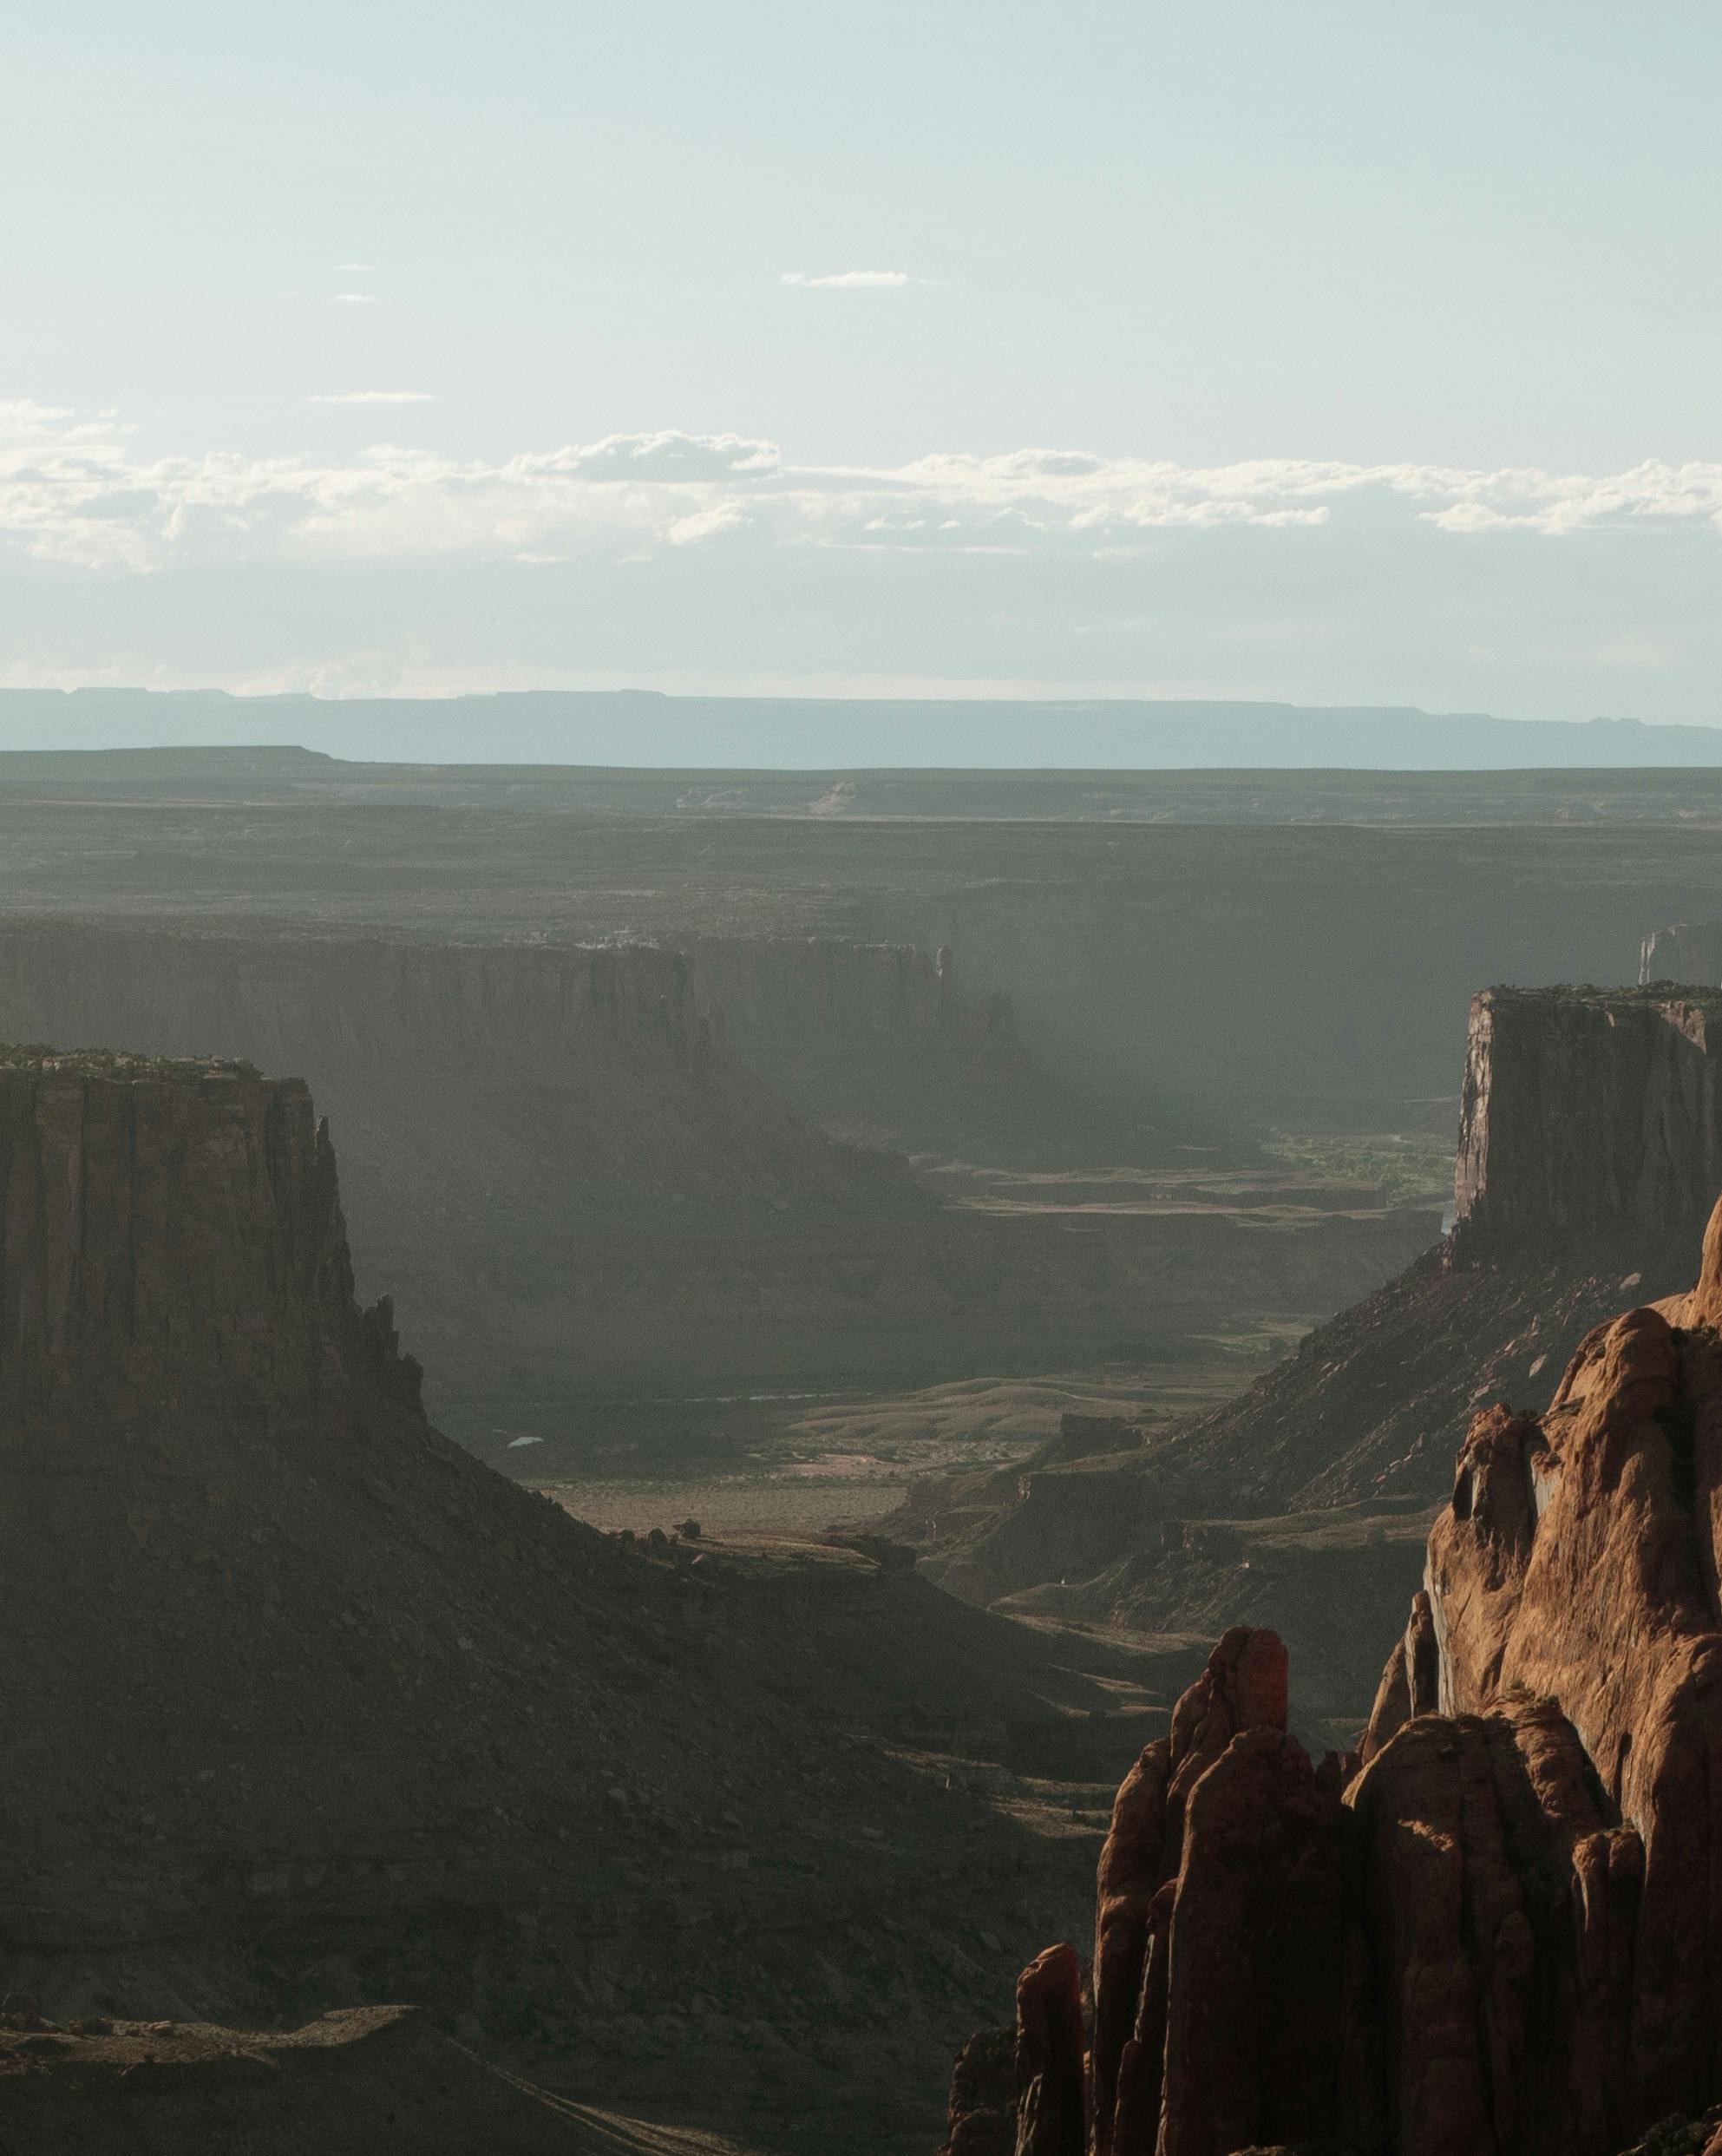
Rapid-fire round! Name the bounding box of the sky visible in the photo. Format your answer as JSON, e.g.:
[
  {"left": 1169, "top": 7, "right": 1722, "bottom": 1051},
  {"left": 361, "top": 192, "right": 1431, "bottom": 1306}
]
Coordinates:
[{"left": 3, "top": 2, "right": 1721, "bottom": 723}]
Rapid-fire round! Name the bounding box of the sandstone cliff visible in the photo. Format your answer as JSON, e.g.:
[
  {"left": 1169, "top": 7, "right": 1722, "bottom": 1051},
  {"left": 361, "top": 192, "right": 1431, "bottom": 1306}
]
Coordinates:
[
  {"left": 0, "top": 1047, "right": 418, "bottom": 1424},
  {"left": 1453, "top": 986, "right": 1722, "bottom": 1259},
  {"left": 0, "top": 1051, "right": 1133, "bottom": 2150},
  {"left": 946, "top": 1196, "right": 1722, "bottom": 2156},
  {"left": 0, "top": 924, "right": 894, "bottom": 1225}
]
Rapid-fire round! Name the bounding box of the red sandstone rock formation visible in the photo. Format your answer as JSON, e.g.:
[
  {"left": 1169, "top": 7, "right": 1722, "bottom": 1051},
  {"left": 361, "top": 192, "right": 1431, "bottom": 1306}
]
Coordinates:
[
  {"left": 953, "top": 1193, "right": 1722, "bottom": 2156},
  {"left": 1015, "top": 1946, "right": 1087, "bottom": 2156},
  {"left": 940, "top": 2028, "right": 1015, "bottom": 2156},
  {"left": 1084, "top": 1628, "right": 1346, "bottom": 2156}
]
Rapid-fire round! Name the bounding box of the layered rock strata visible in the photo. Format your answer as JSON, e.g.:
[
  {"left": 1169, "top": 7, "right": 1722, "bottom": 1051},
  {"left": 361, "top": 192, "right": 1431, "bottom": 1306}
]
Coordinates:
[{"left": 946, "top": 1193, "right": 1722, "bottom": 2156}]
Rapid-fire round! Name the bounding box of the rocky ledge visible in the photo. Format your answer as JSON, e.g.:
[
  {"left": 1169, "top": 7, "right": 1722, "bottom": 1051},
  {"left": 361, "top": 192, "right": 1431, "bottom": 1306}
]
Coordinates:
[{"left": 948, "top": 1191, "right": 1722, "bottom": 2156}]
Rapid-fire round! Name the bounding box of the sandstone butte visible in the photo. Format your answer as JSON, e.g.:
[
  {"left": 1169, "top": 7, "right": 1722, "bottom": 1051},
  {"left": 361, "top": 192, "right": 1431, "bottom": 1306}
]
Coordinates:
[{"left": 946, "top": 1193, "right": 1722, "bottom": 2156}]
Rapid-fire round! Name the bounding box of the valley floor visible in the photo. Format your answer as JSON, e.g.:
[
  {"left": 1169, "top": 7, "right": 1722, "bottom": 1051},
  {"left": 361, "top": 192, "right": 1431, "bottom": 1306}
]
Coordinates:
[{"left": 512, "top": 1341, "right": 1296, "bottom": 1539}]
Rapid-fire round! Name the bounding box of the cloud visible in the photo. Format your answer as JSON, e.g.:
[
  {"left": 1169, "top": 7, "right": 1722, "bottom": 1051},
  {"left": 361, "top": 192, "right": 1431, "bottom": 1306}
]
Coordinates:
[
  {"left": 328, "top": 293, "right": 382, "bottom": 306},
  {"left": 521, "top": 430, "right": 781, "bottom": 482},
  {"left": 309, "top": 391, "right": 436, "bottom": 406},
  {"left": 331, "top": 262, "right": 377, "bottom": 273},
  {"left": 0, "top": 400, "right": 75, "bottom": 441},
  {"left": 4, "top": 401, "right": 1722, "bottom": 577},
  {"left": 781, "top": 269, "right": 921, "bottom": 289}
]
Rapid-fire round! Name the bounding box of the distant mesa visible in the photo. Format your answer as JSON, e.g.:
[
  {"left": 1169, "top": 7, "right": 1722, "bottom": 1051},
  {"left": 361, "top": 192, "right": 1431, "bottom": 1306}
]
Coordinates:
[{"left": 13, "top": 683, "right": 1722, "bottom": 771}]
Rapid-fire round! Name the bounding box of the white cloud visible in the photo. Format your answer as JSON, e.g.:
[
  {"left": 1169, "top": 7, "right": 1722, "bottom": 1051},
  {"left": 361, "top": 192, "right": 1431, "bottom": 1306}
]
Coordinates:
[
  {"left": 4, "top": 401, "right": 1722, "bottom": 576},
  {"left": 309, "top": 391, "right": 436, "bottom": 406},
  {"left": 331, "top": 262, "right": 377, "bottom": 273},
  {"left": 781, "top": 269, "right": 920, "bottom": 289},
  {"left": 328, "top": 293, "right": 382, "bottom": 306},
  {"left": 0, "top": 399, "right": 75, "bottom": 441}
]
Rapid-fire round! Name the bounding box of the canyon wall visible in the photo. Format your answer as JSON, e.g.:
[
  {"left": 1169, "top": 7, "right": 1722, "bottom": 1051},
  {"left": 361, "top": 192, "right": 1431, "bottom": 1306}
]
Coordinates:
[
  {"left": 1452, "top": 986, "right": 1722, "bottom": 1258},
  {"left": 0, "top": 921, "right": 1429, "bottom": 1424},
  {"left": 0, "top": 924, "right": 887, "bottom": 1223},
  {"left": 9, "top": 791, "right": 1722, "bottom": 1130},
  {"left": 680, "top": 935, "right": 1142, "bottom": 1161},
  {"left": 950, "top": 1196, "right": 1722, "bottom": 2155},
  {"left": 0, "top": 1049, "right": 416, "bottom": 1425}
]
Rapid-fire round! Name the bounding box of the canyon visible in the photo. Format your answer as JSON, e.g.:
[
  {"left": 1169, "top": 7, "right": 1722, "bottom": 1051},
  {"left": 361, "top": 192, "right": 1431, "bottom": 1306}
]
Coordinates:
[
  {"left": 894, "top": 987, "right": 1722, "bottom": 1737},
  {"left": 0, "top": 1046, "right": 1198, "bottom": 2153},
  {"left": 0, "top": 921, "right": 1426, "bottom": 1445},
  {"left": 10, "top": 750, "right": 1722, "bottom": 1132},
  {"left": 12, "top": 744, "right": 1722, "bottom": 2152}
]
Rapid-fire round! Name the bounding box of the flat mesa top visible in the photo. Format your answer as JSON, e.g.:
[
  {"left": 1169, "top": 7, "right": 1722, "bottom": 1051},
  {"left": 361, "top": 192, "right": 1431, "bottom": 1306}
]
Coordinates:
[
  {"left": 0, "top": 1045, "right": 263, "bottom": 1083},
  {"left": 1483, "top": 984, "right": 1722, "bottom": 1012}
]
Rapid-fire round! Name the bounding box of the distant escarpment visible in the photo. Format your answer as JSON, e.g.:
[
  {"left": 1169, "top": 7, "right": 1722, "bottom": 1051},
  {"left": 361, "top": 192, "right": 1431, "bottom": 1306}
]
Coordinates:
[
  {"left": 896, "top": 988, "right": 1722, "bottom": 1727},
  {"left": 0, "top": 921, "right": 1426, "bottom": 1425},
  {"left": 678, "top": 935, "right": 1157, "bottom": 1163},
  {"left": 945, "top": 1200, "right": 1722, "bottom": 2156}
]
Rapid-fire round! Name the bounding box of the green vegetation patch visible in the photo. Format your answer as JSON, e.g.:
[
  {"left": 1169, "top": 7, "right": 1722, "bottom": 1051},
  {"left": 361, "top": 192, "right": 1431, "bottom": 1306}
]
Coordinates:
[
  {"left": 1262, "top": 1130, "right": 1455, "bottom": 1209},
  {"left": 0, "top": 1044, "right": 259, "bottom": 1082}
]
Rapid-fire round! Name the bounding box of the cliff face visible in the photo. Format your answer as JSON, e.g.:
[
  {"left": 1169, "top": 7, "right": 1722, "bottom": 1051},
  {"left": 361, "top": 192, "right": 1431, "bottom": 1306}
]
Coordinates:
[
  {"left": 0, "top": 922, "right": 1424, "bottom": 1417},
  {"left": 1453, "top": 986, "right": 1722, "bottom": 1259},
  {"left": 0, "top": 1049, "right": 417, "bottom": 1424},
  {"left": 679, "top": 936, "right": 1143, "bottom": 1162},
  {"left": 946, "top": 1198, "right": 1722, "bottom": 2156},
  {"left": 0, "top": 926, "right": 883, "bottom": 1223},
  {"left": 0, "top": 923, "right": 945, "bottom": 1411}
]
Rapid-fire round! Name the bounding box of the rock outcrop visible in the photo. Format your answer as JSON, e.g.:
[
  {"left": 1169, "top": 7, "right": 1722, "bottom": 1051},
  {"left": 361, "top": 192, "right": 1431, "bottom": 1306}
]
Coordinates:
[
  {"left": 945, "top": 1194, "right": 1722, "bottom": 2156},
  {"left": 0, "top": 1048, "right": 419, "bottom": 1423}
]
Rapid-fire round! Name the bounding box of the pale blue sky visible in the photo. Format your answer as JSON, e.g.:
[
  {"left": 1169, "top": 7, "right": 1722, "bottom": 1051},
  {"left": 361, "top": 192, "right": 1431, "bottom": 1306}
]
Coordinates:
[{"left": 3, "top": 2, "right": 1720, "bottom": 721}]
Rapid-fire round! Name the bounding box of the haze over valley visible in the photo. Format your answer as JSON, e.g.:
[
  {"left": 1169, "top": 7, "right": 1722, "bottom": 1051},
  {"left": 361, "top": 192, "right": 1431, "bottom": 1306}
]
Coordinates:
[{"left": 8, "top": 3, "right": 1722, "bottom": 2151}]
